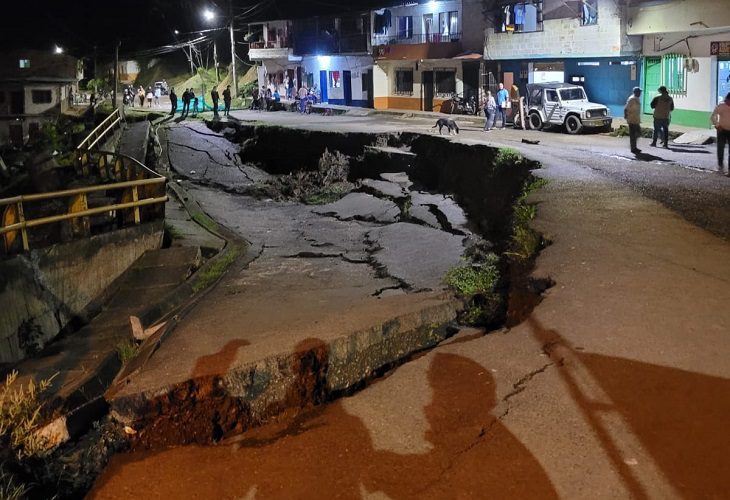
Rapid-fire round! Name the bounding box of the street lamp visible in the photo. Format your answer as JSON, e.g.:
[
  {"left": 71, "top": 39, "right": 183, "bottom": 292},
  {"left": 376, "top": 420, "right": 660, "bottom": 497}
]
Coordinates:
[
  {"left": 54, "top": 45, "right": 64, "bottom": 54},
  {"left": 203, "top": 9, "right": 215, "bottom": 21},
  {"left": 202, "top": 6, "right": 237, "bottom": 95}
]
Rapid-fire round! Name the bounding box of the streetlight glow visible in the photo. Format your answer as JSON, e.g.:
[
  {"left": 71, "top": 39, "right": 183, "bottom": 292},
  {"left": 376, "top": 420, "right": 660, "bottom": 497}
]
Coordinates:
[
  {"left": 203, "top": 9, "right": 215, "bottom": 21},
  {"left": 174, "top": 29, "right": 179, "bottom": 35},
  {"left": 54, "top": 45, "right": 64, "bottom": 54}
]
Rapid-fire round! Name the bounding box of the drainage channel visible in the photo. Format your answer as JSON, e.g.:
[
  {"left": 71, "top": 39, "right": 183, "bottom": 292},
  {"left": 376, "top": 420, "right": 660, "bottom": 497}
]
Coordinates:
[{"left": 12, "top": 120, "right": 549, "bottom": 499}]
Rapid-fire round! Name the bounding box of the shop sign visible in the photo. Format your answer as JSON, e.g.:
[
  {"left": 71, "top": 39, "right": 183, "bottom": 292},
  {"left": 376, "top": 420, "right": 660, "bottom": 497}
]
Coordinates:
[{"left": 710, "top": 41, "right": 730, "bottom": 56}]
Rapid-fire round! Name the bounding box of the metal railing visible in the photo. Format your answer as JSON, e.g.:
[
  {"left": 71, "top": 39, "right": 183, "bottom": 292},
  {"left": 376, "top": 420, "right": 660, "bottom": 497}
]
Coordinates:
[
  {"left": 1, "top": 150, "right": 167, "bottom": 254},
  {"left": 372, "top": 32, "right": 462, "bottom": 46},
  {"left": 76, "top": 108, "right": 124, "bottom": 172}
]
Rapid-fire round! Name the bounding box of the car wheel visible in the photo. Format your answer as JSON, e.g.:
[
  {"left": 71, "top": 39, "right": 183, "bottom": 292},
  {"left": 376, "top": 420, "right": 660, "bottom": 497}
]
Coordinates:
[
  {"left": 565, "top": 115, "right": 583, "bottom": 135},
  {"left": 528, "top": 112, "right": 543, "bottom": 130}
]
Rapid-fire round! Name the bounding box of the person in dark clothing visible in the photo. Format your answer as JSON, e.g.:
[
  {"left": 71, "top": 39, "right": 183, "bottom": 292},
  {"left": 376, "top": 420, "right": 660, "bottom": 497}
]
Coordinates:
[
  {"left": 223, "top": 85, "right": 232, "bottom": 116},
  {"left": 188, "top": 90, "right": 196, "bottom": 116},
  {"left": 181, "top": 88, "right": 190, "bottom": 117},
  {"left": 169, "top": 88, "right": 178, "bottom": 115},
  {"left": 250, "top": 87, "right": 260, "bottom": 110},
  {"left": 211, "top": 88, "right": 220, "bottom": 118}
]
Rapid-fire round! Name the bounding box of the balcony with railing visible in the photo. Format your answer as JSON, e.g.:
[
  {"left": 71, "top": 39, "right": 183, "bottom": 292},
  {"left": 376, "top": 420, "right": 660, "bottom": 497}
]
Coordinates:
[
  {"left": 372, "top": 32, "right": 463, "bottom": 60},
  {"left": 293, "top": 32, "right": 369, "bottom": 55},
  {"left": 247, "top": 21, "right": 294, "bottom": 60}
]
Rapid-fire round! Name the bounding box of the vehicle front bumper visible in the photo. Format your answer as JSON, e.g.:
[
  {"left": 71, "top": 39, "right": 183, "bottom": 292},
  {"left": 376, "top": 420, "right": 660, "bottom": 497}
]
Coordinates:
[{"left": 583, "top": 117, "right": 612, "bottom": 128}]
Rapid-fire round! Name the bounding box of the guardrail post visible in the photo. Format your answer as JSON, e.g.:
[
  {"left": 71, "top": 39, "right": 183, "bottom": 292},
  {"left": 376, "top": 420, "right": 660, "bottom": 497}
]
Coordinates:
[
  {"left": 131, "top": 186, "right": 140, "bottom": 224},
  {"left": 68, "top": 193, "right": 90, "bottom": 237},
  {"left": 17, "top": 201, "right": 29, "bottom": 251}
]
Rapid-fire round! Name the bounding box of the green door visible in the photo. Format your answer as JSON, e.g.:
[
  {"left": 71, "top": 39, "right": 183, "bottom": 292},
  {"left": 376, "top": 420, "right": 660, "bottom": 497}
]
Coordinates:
[{"left": 643, "top": 57, "right": 661, "bottom": 115}]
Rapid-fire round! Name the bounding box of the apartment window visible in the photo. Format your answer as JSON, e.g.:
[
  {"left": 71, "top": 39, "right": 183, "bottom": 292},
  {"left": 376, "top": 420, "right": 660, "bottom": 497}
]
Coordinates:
[
  {"left": 398, "top": 16, "right": 413, "bottom": 39},
  {"left": 580, "top": 0, "right": 598, "bottom": 26},
  {"left": 438, "top": 12, "right": 458, "bottom": 37},
  {"left": 395, "top": 69, "right": 414, "bottom": 94},
  {"left": 330, "top": 70, "right": 341, "bottom": 88},
  {"left": 19, "top": 59, "right": 30, "bottom": 68},
  {"left": 497, "top": 2, "right": 543, "bottom": 33},
  {"left": 434, "top": 69, "right": 456, "bottom": 95},
  {"left": 32, "top": 90, "right": 53, "bottom": 104}
]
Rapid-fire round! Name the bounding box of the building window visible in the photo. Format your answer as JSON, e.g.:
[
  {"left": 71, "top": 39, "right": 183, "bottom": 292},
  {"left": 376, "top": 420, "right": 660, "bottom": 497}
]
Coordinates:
[
  {"left": 32, "top": 90, "right": 53, "bottom": 104},
  {"left": 661, "top": 53, "right": 686, "bottom": 94},
  {"left": 434, "top": 69, "right": 456, "bottom": 95},
  {"left": 580, "top": 0, "right": 598, "bottom": 26},
  {"left": 497, "top": 2, "right": 543, "bottom": 33},
  {"left": 397, "top": 16, "right": 413, "bottom": 39},
  {"left": 19, "top": 59, "right": 30, "bottom": 68},
  {"left": 330, "top": 71, "right": 341, "bottom": 88},
  {"left": 438, "top": 12, "right": 458, "bottom": 37},
  {"left": 395, "top": 69, "right": 414, "bottom": 94}
]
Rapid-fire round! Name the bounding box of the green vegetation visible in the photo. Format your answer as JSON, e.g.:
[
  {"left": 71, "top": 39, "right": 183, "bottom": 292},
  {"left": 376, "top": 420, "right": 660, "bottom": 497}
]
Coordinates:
[
  {"left": 494, "top": 147, "right": 524, "bottom": 168},
  {"left": 191, "top": 210, "right": 221, "bottom": 235},
  {"left": 507, "top": 175, "right": 548, "bottom": 261},
  {"left": 164, "top": 222, "right": 185, "bottom": 241},
  {"left": 116, "top": 340, "right": 139, "bottom": 364},
  {"left": 192, "top": 244, "right": 243, "bottom": 293},
  {"left": 445, "top": 254, "right": 502, "bottom": 326},
  {"left": 0, "top": 466, "right": 28, "bottom": 500}
]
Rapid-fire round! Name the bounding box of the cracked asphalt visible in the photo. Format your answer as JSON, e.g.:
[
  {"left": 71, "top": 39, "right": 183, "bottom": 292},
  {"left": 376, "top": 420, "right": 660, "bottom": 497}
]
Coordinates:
[{"left": 92, "top": 111, "right": 730, "bottom": 499}]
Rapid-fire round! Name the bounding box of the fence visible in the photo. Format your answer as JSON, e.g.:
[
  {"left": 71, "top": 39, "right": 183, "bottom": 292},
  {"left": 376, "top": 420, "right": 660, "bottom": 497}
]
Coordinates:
[
  {"left": 1, "top": 150, "right": 166, "bottom": 254},
  {"left": 76, "top": 108, "right": 124, "bottom": 173}
]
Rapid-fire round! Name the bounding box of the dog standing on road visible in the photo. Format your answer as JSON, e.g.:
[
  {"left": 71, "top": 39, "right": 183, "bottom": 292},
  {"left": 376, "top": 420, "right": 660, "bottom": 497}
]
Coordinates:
[{"left": 432, "top": 118, "right": 460, "bottom": 135}]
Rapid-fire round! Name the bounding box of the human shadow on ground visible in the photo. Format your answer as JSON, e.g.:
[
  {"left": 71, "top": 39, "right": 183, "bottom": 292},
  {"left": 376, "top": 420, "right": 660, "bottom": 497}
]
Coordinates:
[
  {"left": 527, "top": 316, "right": 730, "bottom": 499},
  {"left": 91, "top": 347, "right": 558, "bottom": 499}
]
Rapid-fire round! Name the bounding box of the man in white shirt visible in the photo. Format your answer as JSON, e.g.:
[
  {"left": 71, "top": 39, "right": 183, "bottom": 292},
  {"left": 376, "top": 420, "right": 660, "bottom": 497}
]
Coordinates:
[
  {"left": 711, "top": 92, "right": 730, "bottom": 174},
  {"left": 624, "top": 87, "right": 642, "bottom": 154}
]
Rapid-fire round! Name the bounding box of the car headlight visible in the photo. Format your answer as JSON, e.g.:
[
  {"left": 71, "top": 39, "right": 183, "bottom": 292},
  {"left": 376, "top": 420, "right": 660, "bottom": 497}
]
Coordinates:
[{"left": 588, "top": 109, "right": 607, "bottom": 118}]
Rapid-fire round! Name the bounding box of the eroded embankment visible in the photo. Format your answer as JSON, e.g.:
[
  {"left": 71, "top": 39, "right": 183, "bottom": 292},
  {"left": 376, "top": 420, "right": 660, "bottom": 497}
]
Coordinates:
[{"left": 114, "top": 122, "right": 544, "bottom": 451}]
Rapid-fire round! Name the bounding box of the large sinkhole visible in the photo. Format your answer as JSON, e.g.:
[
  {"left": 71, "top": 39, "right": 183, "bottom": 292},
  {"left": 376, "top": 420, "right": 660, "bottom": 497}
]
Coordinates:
[{"left": 131, "top": 120, "right": 547, "bottom": 448}]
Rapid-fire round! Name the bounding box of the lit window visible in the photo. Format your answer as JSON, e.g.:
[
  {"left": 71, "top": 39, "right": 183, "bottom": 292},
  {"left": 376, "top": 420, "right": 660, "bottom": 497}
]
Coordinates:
[
  {"left": 398, "top": 16, "right": 413, "bottom": 39},
  {"left": 330, "top": 71, "right": 341, "bottom": 88},
  {"left": 19, "top": 59, "right": 30, "bottom": 68}
]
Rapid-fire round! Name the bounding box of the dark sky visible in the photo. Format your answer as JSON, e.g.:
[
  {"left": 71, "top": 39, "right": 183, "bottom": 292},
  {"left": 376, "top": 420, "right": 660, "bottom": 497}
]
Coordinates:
[{"left": 1, "top": 0, "right": 396, "bottom": 60}]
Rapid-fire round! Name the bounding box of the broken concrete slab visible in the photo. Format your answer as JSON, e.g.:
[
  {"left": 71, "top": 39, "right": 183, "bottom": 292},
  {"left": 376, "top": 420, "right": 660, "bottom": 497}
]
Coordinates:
[
  {"left": 313, "top": 192, "right": 401, "bottom": 224},
  {"left": 411, "top": 192, "right": 470, "bottom": 233},
  {"left": 409, "top": 204, "right": 441, "bottom": 228},
  {"left": 380, "top": 172, "right": 413, "bottom": 189},
  {"left": 360, "top": 178, "right": 409, "bottom": 199},
  {"left": 367, "top": 222, "right": 466, "bottom": 291},
  {"left": 673, "top": 129, "right": 715, "bottom": 145}
]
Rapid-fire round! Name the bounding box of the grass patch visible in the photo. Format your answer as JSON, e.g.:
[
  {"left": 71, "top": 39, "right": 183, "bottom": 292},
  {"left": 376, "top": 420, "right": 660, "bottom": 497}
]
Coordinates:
[
  {"left": 507, "top": 174, "right": 548, "bottom": 262},
  {"left": 191, "top": 211, "right": 220, "bottom": 235},
  {"left": 116, "top": 341, "right": 139, "bottom": 364},
  {"left": 192, "top": 244, "right": 243, "bottom": 293},
  {"left": 494, "top": 147, "right": 525, "bottom": 168},
  {"left": 445, "top": 254, "right": 502, "bottom": 326}
]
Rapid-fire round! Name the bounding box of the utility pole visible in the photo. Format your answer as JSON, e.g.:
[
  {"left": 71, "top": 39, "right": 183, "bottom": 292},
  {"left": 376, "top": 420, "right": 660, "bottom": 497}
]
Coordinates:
[
  {"left": 213, "top": 41, "right": 220, "bottom": 83},
  {"left": 113, "top": 41, "right": 120, "bottom": 111},
  {"left": 229, "top": 0, "right": 238, "bottom": 96},
  {"left": 189, "top": 42, "right": 195, "bottom": 76}
]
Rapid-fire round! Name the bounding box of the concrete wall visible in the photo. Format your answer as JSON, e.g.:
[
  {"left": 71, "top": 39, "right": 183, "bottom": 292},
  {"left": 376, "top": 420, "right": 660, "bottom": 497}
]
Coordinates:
[
  {"left": 301, "top": 55, "right": 373, "bottom": 106},
  {"left": 627, "top": 0, "right": 730, "bottom": 34},
  {"left": 0, "top": 221, "right": 163, "bottom": 363},
  {"left": 641, "top": 33, "right": 725, "bottom": 126},
  {"left": 485, "top": 0, "right": 627, "bottom": 59}
]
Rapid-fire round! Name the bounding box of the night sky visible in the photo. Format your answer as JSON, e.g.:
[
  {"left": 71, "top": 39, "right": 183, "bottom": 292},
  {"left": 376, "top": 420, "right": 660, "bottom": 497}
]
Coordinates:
[{"left": 1, "top": 0, "right": 395, "bottom": 59}]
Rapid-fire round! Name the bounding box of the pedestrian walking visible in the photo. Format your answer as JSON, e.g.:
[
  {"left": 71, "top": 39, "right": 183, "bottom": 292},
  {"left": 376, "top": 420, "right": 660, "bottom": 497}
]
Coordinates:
[
  {"left": 711, "top": 92, "right": 730, "bottom": 175},
  {"left": 250, "top": 87, "right": 260, "bottom": 110},
  {"left": 192, "top": 96, "right": 199, "bottom": 116},
  {"left": 483, "top": 90, "right": 497, "bottom": 131},
  {"left": 211, "top": 88, "right": 220, "bottom": 118},
  {"left": 146, "top": 87, "right": 153, "bottom": 108},
  {"left": 624, "top": 87, "right": 642, "bottom": 154},
  {"left": 138, "top": 86, "right": 145, "bottom": 107},
  {"left": 169, "top": 88, "right": 177, "bottom": 115},
  {"left": 223, "top": 85, "right": 232, "bottom": 116},
  {"left": 510, "top": 83, "right": 521, "bottom": 127},
  {"left": 650, "top": 86, "right": 674, "bottom": 148},
  {"left": 189, "top": 89, "right": 197, "bottom": 115},
  {"left": 496, "top": 83, "right": 509, "bottom": 129},
  {"left": 154, "top": 86, "right": 161, "bottom": 107},
  {"left": 287, "top": 76, "right": 294, "bottom": 100}
]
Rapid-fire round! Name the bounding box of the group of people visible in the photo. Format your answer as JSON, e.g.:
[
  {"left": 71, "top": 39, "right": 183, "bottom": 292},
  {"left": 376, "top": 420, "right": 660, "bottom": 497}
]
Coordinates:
[
  {"left": 168, "top": 85, "right": 233, "bottom": 118},
  {"left": 623, "top": 86, "right": 730, "bottom": 174},
  {"left": 123, "top": 86, "right": 162, "bottom": 108},
  {"left": 482, "top": 82, "right": 516, "bottom": 131},
  {"left": 249, "top": 86, "right": 281, "bottom": 111}
]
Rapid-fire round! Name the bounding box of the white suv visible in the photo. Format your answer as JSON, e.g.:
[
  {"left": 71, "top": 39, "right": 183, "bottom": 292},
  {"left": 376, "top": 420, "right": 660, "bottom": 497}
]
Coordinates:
[{"left": 518, "top": 82, "right": 612, "bottom": 134}]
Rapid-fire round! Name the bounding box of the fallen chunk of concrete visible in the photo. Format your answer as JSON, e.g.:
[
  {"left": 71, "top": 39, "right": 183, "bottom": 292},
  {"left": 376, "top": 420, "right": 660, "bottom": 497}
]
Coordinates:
[
  {"left": 360, "top": 178, "right": 409, "bottom": 199},
  {"left": 313, "top": 192, "right": 401, "bottom": 223},
  {"left": 673, "top": 130, "right": 715, "bottom": 145}
]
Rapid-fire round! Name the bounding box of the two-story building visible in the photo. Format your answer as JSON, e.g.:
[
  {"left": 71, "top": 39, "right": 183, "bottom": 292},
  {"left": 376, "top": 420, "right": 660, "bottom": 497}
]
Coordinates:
[
  {"left": 0, "top": 49, "right": 82, "bottom": 146},
  {"left": 627, "top": 0, "right": 730, "bottom": 127},
  {"left": 247, "top": 20, "right": 297, "bottom": 95},
  {"left": 483, "top": 0, "right": 642, "bottom": 117},
  {"left": 370, "top": 0, "right": 485, "bottom": 111}
]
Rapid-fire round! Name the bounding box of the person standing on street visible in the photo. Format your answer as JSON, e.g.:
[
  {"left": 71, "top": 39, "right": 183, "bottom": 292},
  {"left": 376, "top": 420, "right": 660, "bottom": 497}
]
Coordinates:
[
  {"left": 211, "top": 88, "right": 220, "bottom": 118},
  {"left": 496, "top": 83, "right": 509, "bottom": 129},
  {"left": 711, "top": 92, "right": 730, "bottom": 175},
  {"left": 223, "top": 85, "right": 232, "bottom": 116},
  {"left": 154, "top": 86, "right": 161, "bottom": 107},
  {"left": 169, "top": 87, "right": 177, "bottom": 115},
  {"left": 624, "top": 87, "right": 642, "bottom": 154},
  {"left": 483, "top": 91, "right": 496, "bottom": 132},
  {"left": 650, "top": 86, "right": 674, "bottom": 148}
]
